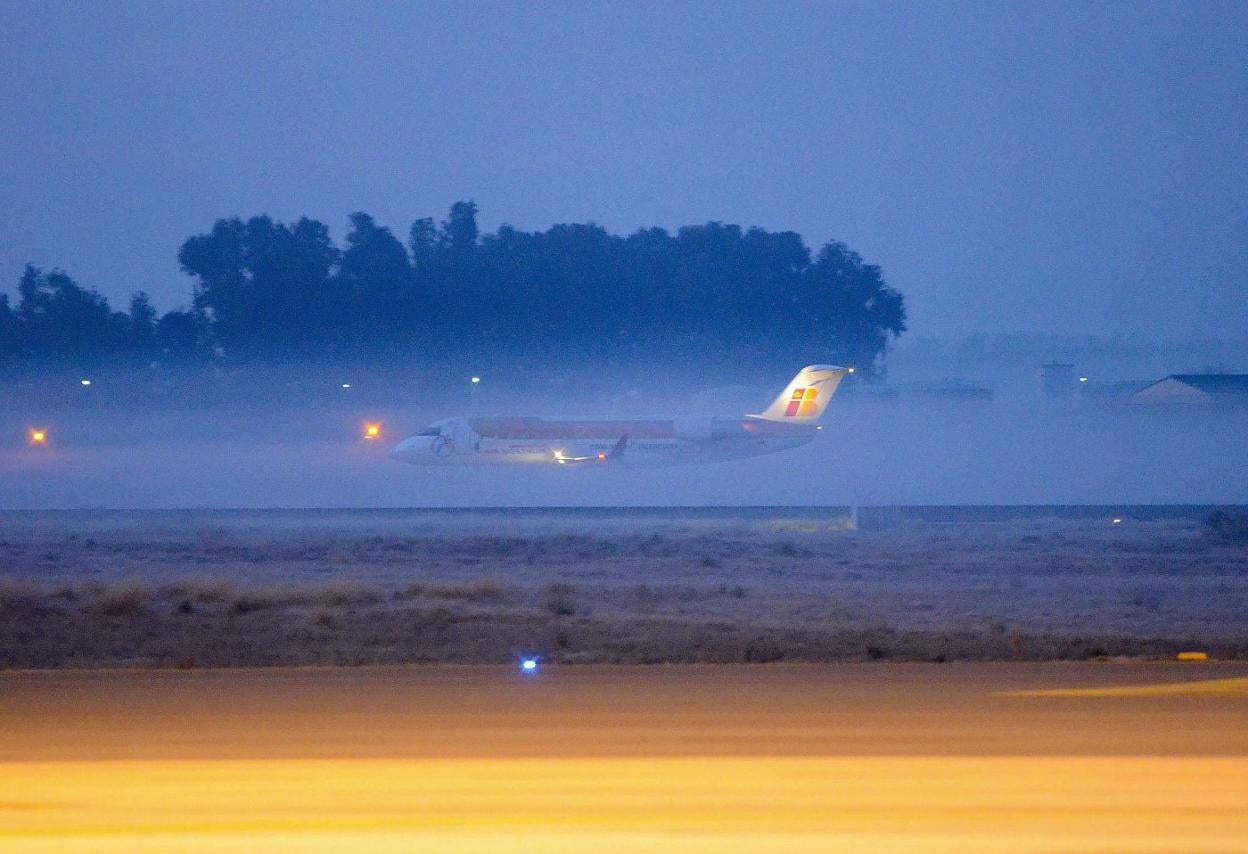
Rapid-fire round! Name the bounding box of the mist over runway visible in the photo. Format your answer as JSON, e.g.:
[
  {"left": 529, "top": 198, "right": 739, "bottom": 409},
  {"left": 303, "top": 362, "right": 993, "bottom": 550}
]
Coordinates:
[{"left": 3, "top": 387, "right": 1246, "bottom": 508}]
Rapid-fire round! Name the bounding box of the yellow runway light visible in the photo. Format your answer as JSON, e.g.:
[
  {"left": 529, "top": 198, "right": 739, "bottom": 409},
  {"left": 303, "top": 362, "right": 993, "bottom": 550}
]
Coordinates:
[
  {"left": 364, "top": 423, "right": 381, "bottom": 440},
  {"left": 1177, "top": 651, "right": 1209, "bottom": 662},
  {"left": 29, "top": 428, "right": 48, "bottom": 445}
]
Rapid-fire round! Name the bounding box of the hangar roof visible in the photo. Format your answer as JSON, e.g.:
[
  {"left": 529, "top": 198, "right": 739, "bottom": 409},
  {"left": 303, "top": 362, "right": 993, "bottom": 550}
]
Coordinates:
[
  {"left": 1167, "top": 374, "right": 1248, "bottom": 394},
  {"left": 1133, "top": 373, "right": 1248, "bottom": 402}
]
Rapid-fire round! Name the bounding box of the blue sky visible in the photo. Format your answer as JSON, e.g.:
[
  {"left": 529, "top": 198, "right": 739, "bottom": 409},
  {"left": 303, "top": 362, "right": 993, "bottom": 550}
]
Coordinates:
[{"left": 1, "top": 0, "right": 1245, "bottom": 339}]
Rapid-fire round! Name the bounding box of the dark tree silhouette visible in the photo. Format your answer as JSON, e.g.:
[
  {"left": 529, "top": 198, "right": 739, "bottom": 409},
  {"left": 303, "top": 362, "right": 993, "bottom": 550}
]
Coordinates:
[
  {"left": 0, "top": 294, "right": 16, "bottom": 361},
  {"left": 442, "top": 201, "right": 479, "bottom": 256},
  {"left": 127, "top": 291, "right": 157, "bottom": 353},
  {"left": 332, "top": 212, "right": 416, "bottom": 346},
  {"left": 5, "top": 202, "right": 906, "bottom": 375},
  {"left": 408, "top": 217, "right": 438, "bottom": 277},
  {"left": 154, "top": 310, "right": 202, "bottom": 359},
  {"left": 13, "top": 265, "right": 130, "bottom": 361},
  {"left": 178, "top": 215, "right": 339, "bottom": 355}
]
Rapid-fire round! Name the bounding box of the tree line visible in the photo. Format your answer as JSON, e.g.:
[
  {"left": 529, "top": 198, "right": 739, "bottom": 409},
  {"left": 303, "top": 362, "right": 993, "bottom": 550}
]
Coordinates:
[{"left": 0, "top": 202, "right": 906, "bottom": 375}]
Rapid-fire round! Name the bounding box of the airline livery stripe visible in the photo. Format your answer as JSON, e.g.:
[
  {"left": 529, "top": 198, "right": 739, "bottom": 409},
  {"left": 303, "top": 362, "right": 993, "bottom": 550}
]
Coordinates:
[{"left": 471, "top": 418, "right": 676, "bottom": 440}]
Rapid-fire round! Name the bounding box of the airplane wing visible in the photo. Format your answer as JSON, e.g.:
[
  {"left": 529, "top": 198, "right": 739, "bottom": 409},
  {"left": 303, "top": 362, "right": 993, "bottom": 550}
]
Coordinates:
[{"left": 552, "top": 434, "right": 629, "bottom": 465}]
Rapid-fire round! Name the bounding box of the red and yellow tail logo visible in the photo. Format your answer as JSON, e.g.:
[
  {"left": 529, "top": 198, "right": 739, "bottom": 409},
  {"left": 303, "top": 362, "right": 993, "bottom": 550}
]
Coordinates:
[{"left": 784, "top": 387, "right": 819, "bottom": 417}]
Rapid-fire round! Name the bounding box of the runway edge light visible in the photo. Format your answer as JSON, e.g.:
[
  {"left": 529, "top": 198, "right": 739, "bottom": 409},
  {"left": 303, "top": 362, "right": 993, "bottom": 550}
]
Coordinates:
[{"left": 520, "top": 656, "right": 539, "bottom": 674}]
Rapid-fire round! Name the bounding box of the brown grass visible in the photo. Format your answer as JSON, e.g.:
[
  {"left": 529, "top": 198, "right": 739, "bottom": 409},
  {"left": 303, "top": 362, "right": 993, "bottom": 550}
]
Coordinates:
[
  {"left": 0, "top": 584, "right": 1241, "bottom": 669},
  {"left": 160, "top": 577, "right": 238, "bottom": 603},
  {"left": 0, "top": 513, "right": 1245, "bottom": 668},
  {"left": 397, "top": 580, "right": 509, "bottom": 603},
  {"left": 0, "top": 580, "right": 42, "bottom": 610},
  {"left": 86, "top": 582, "right": 153, "bottom": 618},
  {"left": 231, "top": 582, "right": 382, "bottom": 613},
  {"left": 543, "top": 583, "right": 577, "bottom": 617}
]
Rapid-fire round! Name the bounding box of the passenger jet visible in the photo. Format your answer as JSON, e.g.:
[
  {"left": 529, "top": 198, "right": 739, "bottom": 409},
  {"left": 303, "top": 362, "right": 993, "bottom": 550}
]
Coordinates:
[{"left": 389, "top": 365, "right": 846, "bottom": 468}]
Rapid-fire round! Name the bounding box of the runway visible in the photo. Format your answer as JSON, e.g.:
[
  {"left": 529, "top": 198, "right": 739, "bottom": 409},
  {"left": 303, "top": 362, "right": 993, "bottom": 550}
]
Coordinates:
[{"left": 2, "top": 664, "right": 1246, "bottom": 851}]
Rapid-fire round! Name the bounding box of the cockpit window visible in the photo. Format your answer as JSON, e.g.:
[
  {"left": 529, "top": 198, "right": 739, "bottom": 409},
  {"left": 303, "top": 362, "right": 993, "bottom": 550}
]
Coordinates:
[{"left": 417, "top": 427, "right": 441, "bottom": 436}]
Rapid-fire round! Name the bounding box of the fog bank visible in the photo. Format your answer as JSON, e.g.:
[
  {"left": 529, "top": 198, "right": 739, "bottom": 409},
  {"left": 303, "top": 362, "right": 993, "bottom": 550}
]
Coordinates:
[{"left": 3, "top": 374, "right": 1244, "bottom": 509}]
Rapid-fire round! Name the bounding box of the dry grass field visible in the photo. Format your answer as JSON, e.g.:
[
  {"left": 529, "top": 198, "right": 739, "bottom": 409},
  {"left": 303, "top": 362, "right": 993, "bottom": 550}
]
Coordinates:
[{"left": 1, "top": 508, "right": 1244, "bottom": 667}]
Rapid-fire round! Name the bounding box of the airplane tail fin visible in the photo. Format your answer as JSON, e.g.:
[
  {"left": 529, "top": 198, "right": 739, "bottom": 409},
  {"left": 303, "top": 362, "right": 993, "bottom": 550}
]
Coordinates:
[{"left": 750, "top": 365, "right": 848, "bottom": 423}]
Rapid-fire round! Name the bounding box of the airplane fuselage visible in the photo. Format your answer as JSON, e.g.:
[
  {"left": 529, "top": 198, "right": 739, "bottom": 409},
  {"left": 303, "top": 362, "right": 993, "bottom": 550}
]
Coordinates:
[{"left": 389, "top": 415, "right": 817, "bottom": 467}]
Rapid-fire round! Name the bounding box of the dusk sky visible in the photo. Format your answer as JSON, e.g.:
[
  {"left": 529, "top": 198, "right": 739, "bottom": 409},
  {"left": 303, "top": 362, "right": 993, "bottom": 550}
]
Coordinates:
[{"left": 2, "top": 0, "right": 1245, "bottom": 340}]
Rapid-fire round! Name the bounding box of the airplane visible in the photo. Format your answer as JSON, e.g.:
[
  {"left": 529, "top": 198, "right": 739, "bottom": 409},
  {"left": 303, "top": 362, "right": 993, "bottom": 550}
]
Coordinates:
[{"left": 388, "top": 365, "right": 847, "bottom": 468}]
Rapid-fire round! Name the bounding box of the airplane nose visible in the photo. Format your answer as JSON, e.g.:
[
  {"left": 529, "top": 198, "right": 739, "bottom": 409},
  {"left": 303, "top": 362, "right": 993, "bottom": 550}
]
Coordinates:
[{"left": 388, "top": 436, "right": 432, "bottom": 463}]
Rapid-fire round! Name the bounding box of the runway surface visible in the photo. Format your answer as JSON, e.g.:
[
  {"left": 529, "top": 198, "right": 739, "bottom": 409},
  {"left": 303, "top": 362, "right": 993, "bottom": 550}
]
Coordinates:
[{"left": 2, "top": 663, "right": 1247, "bottom": 851}]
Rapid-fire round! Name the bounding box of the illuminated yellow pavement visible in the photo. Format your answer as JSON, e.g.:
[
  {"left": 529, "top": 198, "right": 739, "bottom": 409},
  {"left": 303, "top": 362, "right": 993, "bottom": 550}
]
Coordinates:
[
  {"left": 4, "top": 756, "right": 1248, "bottom": 852},
  {"left": 2, "top": 664, "right": 1247, "bottom": 852},
  {"left": 1003, "top": 675, "right": 1248, "bottom": 698}
]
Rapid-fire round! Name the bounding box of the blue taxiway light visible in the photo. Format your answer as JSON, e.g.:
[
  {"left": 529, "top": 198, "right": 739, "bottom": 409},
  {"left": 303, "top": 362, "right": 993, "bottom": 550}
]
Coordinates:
[{"left": 520, "top": 657, "right": 539, "bottom": 674}]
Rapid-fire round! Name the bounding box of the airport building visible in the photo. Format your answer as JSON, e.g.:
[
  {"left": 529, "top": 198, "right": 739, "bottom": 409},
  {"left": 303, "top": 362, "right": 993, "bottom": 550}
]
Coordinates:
[
  {"left": 1040, "top": 362, "right": 1075, "bottom": 399},
  {"left": 1131, "top": 373, "right": 1248, "bottom": 405}
]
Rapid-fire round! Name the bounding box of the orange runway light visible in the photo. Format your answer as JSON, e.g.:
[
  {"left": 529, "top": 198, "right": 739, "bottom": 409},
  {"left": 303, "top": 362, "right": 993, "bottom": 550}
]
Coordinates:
[
  {"left": 29, "top": 428, "right": 48, "bottom": 445},
  {"left": 596, "top": 452, "right": 607, "bottom": 460},
  {"left": 363, "top": 423, "right": 382, "bottom": 440}
]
